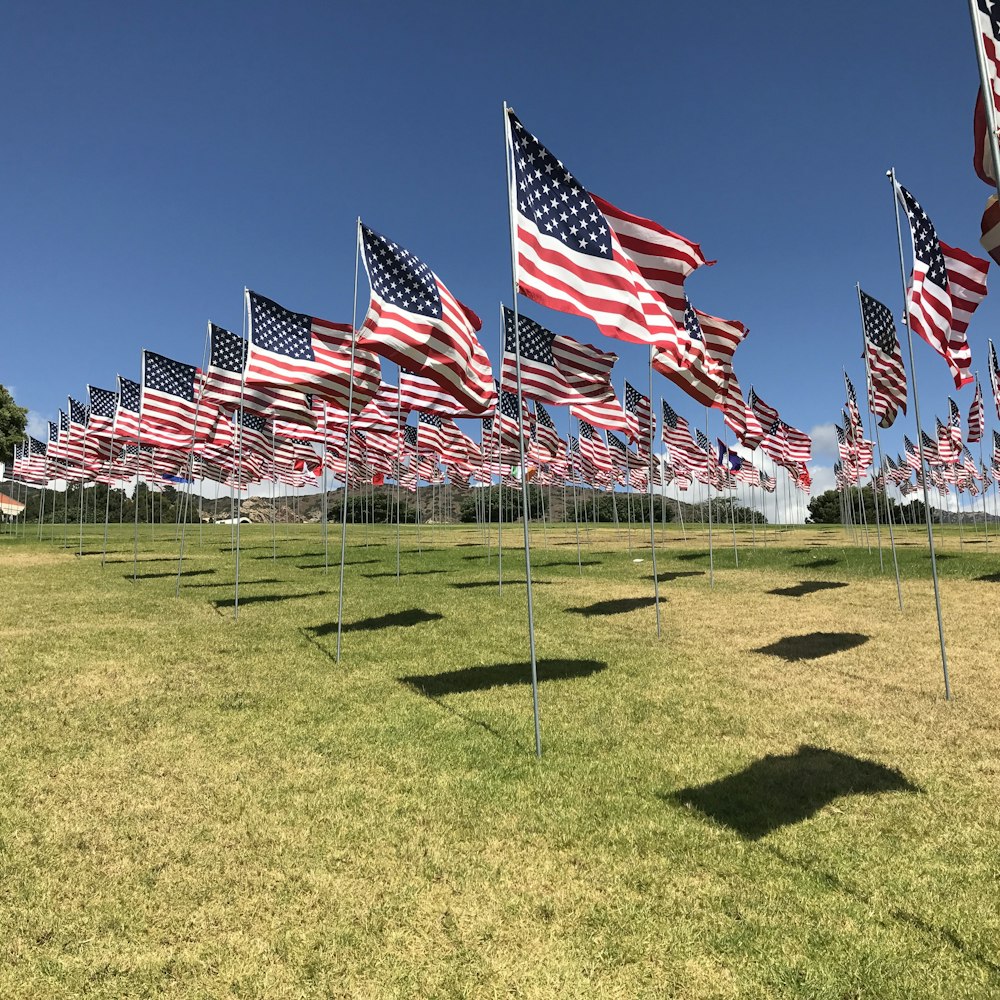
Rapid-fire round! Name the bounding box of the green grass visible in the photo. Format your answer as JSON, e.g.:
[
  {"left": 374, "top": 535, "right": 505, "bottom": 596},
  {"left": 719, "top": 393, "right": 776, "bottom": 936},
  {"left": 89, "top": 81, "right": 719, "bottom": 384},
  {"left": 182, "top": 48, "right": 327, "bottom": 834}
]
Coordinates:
[{"left": 1, "top": 520, "right": 998, "bottom": 998}]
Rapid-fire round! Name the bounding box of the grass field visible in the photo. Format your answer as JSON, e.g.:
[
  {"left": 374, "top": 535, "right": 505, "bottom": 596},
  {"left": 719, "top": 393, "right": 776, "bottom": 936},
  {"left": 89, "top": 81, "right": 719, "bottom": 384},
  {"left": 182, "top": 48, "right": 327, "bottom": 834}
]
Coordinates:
[{"left": 1, "top": 519, "right": 998, "bottom": 998}]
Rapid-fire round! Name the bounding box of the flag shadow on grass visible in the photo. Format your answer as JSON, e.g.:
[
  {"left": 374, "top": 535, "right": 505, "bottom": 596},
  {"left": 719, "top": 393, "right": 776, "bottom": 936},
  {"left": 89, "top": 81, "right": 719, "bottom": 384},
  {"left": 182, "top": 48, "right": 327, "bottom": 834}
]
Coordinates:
[
  {"left": 975, "top": 572, "right": 1000, "bottom": 583},
  {"left": 212, "top": 591, "right": 328, "bottom": 609},
  {"left": 566, "top": 596, "right": 658, "bottom": 616},
  {"left": 664, "top": 744, "right": 919, "bottom": 840},
  {"left": 793, "top": 557, "right": 841, "bottom": 569},
  {"left": 311, "top": 609, "right": 444, "bottom": 634},
  {"left": 450, "top": 580, "right": 554, "bottom": 590},
  {"left": 296, "top": 559, "right": 382, "bottom": 570},
  {"left": 126, "top": 568, "right": 216, "bottom": 580},
  {"left": 401, "top": 658, "right": 607, "bottom": 697},
  {"left": 674, "top": 552, "right": 707, "bottom": 562},
  {"left": 754, "top": 632, "right": 869, "bottom": 660},
  {"left": 767, "top": 580, "right": 849, "bottom": 598},
  {"left": 652, "top": 570, "right": 705, "bottom": 582},
  {"left": 182, "top": 578, "right": 283, "bottom": 588},
  {"left": 362, "top": 569, "right": 447, "bottom": 578}
]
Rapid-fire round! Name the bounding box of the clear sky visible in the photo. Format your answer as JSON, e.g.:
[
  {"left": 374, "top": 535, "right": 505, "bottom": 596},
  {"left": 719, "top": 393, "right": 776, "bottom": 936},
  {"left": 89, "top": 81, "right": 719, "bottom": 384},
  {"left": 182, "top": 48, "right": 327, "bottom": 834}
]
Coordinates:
[{"left": 2, "top": 1, "right": 995, "bottom": 513}]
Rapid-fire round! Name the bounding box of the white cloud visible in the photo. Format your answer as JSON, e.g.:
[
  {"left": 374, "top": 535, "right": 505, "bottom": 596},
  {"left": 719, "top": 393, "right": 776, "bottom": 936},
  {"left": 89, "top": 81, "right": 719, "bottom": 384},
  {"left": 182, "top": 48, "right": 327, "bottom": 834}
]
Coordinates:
[
  {"left": 809, "top": 422, "right": 839, "bottom": 461},
  {"left": 26, "top": 410, "right": 50, "bottom": 439}
]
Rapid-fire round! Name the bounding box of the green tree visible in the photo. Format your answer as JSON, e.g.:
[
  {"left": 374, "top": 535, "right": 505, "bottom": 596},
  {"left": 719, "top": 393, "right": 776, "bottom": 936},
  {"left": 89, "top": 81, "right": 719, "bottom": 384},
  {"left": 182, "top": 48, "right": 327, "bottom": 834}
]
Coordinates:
[{"left": 0, "top": 384, "right": 28, "bottom": 466}]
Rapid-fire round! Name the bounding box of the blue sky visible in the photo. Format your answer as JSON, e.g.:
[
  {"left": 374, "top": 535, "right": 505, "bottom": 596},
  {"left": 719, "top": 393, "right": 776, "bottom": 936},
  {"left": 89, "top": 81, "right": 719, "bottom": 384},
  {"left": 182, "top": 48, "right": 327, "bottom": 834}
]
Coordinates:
[{"left": 2, "top": 1, "right": 996, "bottom": 509}]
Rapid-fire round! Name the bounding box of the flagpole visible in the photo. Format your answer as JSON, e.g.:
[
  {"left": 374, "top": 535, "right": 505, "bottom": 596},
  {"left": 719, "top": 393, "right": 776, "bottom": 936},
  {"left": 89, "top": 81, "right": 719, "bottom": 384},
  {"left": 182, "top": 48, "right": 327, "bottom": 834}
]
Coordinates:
[
  {"left": 646, "top": 351, "right": 662, "bottom": 636},
  {"left": 504, "top": 103, "right": 542, "bottom": 758},
  {"left": 889, "top": 168, "right": 950, "bottom": 699},
  {"left": 703, "top": 410, "right": 715, "bottom": 585},
  {"left": 396, "top": 377, "right": 403, "bottom": 580},
  {"left": 234, "top": 293, "right": 251, "bottom": 621},
  {"left": 100, "top": 428, "right": 118, "bottom": 568},
  {"left": 856, "top": 285, "right": 903, "bottom": 610},
  {"left": 974, "top": 374, "right": 991, "bottom": 546},
  {"left": 335, "top": 218, "right": 363, "bottom": 664},
  {"left": 175, "top": 327, "right": 211, "bottom": 595}
]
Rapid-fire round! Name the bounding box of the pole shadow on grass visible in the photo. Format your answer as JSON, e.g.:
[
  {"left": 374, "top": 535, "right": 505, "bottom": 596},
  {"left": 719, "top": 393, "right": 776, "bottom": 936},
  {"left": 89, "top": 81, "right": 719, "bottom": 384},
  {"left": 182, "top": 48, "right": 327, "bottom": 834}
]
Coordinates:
[
  {"left": 401, "top": 658, "right": 607, "bottom": 697},
  {"left": 761, "top": 843, "right": 1000, "bottom": 979},
  {"left": 566, "top": 596, "right": 658, "bottom": 616},
  {"left": 754, "top": 632, "right": 869, "bottom": 660},
  {"left": 663, "top": 744, "right": 919, "bottom": 840},
  {"left": 212, "top": 591, "right": 328, "bottom": 609},
  {"left": 767, "top": 581, "right": 849, "bottom": 598},
  {"left": 311, "top": 609, "right": 444, "bottom": 634},
  {"left": 126, "top": 568, "right": 216, "bottom": 580}
]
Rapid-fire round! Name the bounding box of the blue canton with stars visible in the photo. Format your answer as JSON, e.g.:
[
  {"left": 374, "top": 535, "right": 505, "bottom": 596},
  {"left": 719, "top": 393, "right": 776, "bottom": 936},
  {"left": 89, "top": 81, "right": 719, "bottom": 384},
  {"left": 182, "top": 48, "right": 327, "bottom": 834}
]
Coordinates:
[
  {"left": 536, "top": 401, "right": 555, "bottom": 429},
  {"left": 361, "top": 224, "right": 442, "bottom": 319},
  {"left": 897, "top": 185, "right": 948, "bottom": 292},
  {"left": 507, "top": 110, "right": 611, "bottom": 260},
  {"left": 118, "top": 376, "right": 140, "bottom": 412},
  {"left": 502, "top": 306, "right": 555, "bottom": 365},
  {"left": 144, "top": 351, "right": 195, "bottom": 402},
  {"left": 69, "top": 397, "right": 90, "bottom": 427},
  {"left": 211, "top": 323, "right": 247, "bottom": 372},
  {"left": 860, "top": 290, "right": 898, "bottom": 353},
  {"left": 661, "top": 400, "right": 681, "bottom": 428},
  {"left": 682, "top": 298, "right": 705, "bottom": 342},
  {"left": 248, "top": 291, "right": 315, "bottom": 362},
  {"left": 88, "top": 386, "right": 118, "bottom": 418},
  {"left": 48, "top": 420, "right": 58, "bottom": 444},
  {"left": 418, "top": 411, "right": 443, "bottom": 428}
]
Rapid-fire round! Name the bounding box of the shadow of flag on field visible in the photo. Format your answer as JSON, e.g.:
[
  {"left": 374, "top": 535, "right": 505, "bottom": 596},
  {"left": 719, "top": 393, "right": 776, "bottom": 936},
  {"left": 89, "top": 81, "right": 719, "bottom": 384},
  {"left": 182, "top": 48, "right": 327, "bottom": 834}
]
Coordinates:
[
  {"left": 766, "top": 581, "right": 849, "bottom": 598},
  {"left": 402, "top": 658, "right": 606, "bottom": 697},
  {"left": 755, "top": 632, "right": 868, "bottom": 661},
  {"left": 666, "top": 745, "right": 919, "bottom": 840}
]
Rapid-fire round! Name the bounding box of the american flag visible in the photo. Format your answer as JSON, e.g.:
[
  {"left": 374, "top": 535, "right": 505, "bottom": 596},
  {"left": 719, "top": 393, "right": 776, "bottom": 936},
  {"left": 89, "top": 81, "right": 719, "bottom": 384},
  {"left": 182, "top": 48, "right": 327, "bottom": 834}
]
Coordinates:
[
  {"left": 937, "top": 402, "right": 962, "bottom": 464},
  {"left": 860, "top": 289, "right": 907, "bottom": 428},
  {"left": 578, "top": 420, "right": 612, "bottom": 472},
  {"left": 606, "top": 430, "right": 645, "bottom": 470},
  {"left": 531, "top": 401, "right": 562, "bottom": 458},
  {"left": 569, "top": 390, "right": 630, "bottom": 435},
  {"left": 398, "top": 367, "right": 494, "bottom": 417},
  {"left": 690, "top": 307, "right": 761, "bottom": 447},
  {"left": 972, "top": 3, "right": 1000, "bottom": 252},
  {"left": 358, "top": 224, "right": 493, "bottom": 413},
  {"left": 844, "top": 374, "right": 863, "bottom": 439},
  {"left": 990, "top": 340, "right": 1000, "bottom": 420},
  {"left": 417, "top": 411, "right": 447, "bottom": 458},
  {"left": 204, "top": 323, "right": 314, "bottom": 425},
  {"left": 661, "top": 400, "right": 708, "bottom": 473},
  {"left": 499, "top": 305, "right": 617, "bottom": 405},
  {"left": 748, "top": 387, "right": 780, "bottom": 429},
  {"left": 894, "top": 180, "right": 989, "bottom": 389},
  {"left": 141, "top": 350, "right": 215, "bottom": 448},
  {"left": 494, "top": 382, "right": 528, "bottom": 452},
  {"left": 87, "top": 386, "right": 118, "bottom": 440},
  {"left": 780, "top": 421, "right": 812, "bottom": 463},
  {"left": 354, "top": 383, "right": 404, "bottom": 434},
  {"left": 921, "top": 429, "right": 942, "bottom": 465},
  {"left": 247, "top": 291, "right": 380, "bottom": 414},
  {"left": 759, "top": 469, "right": 776, "bottom": 493},
  {"left": 650, "top": 299, "right": 728, "bottom": 409},
  {"left": 623, "top": 380, "right": 652, "bottom": 448},
  {"left": 113, "top": 376, "right": 142, "bottom": 442},
  {"left": 506, "top": 109, "right": 714, "bottom": 376},
  {"left": 968, "top": 380, "right": 986, "bottom": 444},
  {"left": 234, "top": 410, "right": 272, "bottom": 460}
]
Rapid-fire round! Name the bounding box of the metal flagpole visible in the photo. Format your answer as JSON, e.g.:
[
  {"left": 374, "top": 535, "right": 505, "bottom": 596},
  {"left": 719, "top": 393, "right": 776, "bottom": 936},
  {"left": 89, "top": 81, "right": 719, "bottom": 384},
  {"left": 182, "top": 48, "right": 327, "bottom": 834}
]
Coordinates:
[
  {"left": 568, "top": 413, "right": 582, "bottom": 575},
  {"left": 396, "top": 378, "right": 403, "bottom": 580},
  {"left": 234, "top": 293, "right": 251, "bottom": 621},
  {"left": 856, "top": 285, "right": 903, "bottom": 609},
  {"left": 321, "top": 404, "right": 329, "bottom": 572},
  {"left": 889, "top": 167, "right": 950, "bottom": 699},
  {"left": 132, "top": 445, "right": 141, "bottom": 582},
  {"left": 175, "top": 328, "right": 211, "bottom": 595},
  {"left": 646, "top": 349, "right": 662, "bottom": 636},
  {"left": 504, "top": 103, "right": 542, "bottom": 758},
  {"left": 335, "top": 218, "right": 363, "bottom": 664},
  {"left": 704, "top": 410, "right": 715, "bottom": 585},
  {"left": 974, "top": 374, "right": 991, "bottom": 545},
  {"left": 101, "top": 429, "right": 118, "bottom": 567}
]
